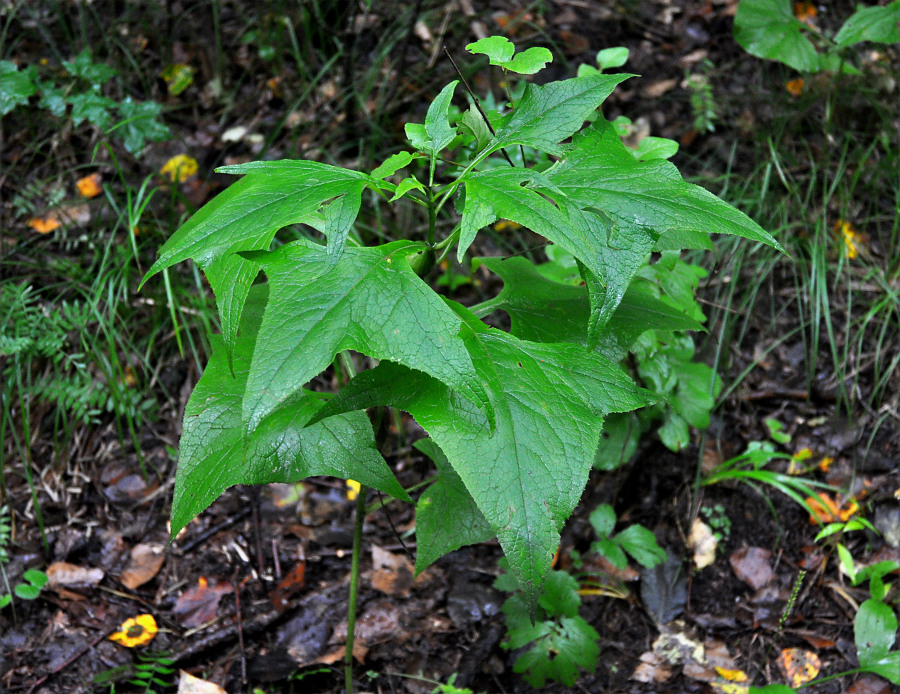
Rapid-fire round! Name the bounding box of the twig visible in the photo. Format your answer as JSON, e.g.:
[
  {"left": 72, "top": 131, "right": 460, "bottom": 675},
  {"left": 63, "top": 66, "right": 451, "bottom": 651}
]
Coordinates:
[
  {"left": 443, "top": 47, "right": 515, "bottom": 167},
  {"left": 233, "top": 569, "right": 247, "bottom": 686},
  {"left": 171, "top": 506, "right": 251, "bottom": 556}
]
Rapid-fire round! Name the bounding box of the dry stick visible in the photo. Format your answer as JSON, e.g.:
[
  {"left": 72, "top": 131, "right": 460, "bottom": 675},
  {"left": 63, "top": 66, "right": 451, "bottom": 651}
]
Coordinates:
[
  {"left": 443, "top": 47, "right": 516, "bottom": 168},
  {"left": 171, "top": 506, "right": 251, "bottom": 556}
]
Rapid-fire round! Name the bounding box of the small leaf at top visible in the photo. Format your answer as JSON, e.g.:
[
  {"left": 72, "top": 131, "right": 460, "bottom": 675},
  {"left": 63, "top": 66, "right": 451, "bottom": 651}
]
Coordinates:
[
  {"left": 503, "top": 46, "right": 553, "bottom": 75},
  {"left": 423, "top": 80, "right": 459, "bottom": 155},
  {"left": 63, "top": 48, "right": 118, "bottom": 85},
  {"left": 597, "top": 47, "right": 629, "bottom": 70},
  {"left": 466, "top": 36, "right": 516, "bottom": 65}
]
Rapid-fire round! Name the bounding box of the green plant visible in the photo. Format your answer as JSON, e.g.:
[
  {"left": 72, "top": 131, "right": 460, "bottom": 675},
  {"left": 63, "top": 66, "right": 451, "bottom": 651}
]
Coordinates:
[
  {"left": 495, "top": 562, "right": 600, "bottom": 687},
  {"left": 0, "top": 48, "right": 169, "bottom": 154},
  {"left": 0, "top": 507, "right": 48, "bottom": 610},
  {"left": 141, "top": 36, "right": 780, "bottom": 691},
  {"left": 701, "top": 438, "right": 834, "bottom": 520},
  {"left": 700, "top": 503, "right": 732, "bottom": 544},
  {"left": 734, "top": 0, "right": 900, "bottom": 74},
  {"left": 587, "top": 504, "right": 666, "bottom": 571},
  {"left": 93, "top": 651, "right": 176, "bottom": 693},
  {"left": 750, "top": 558, "right": 900, "bottom": 691},
  {"left": 685, "top": 59, "right": 717, "bottom": 133}
]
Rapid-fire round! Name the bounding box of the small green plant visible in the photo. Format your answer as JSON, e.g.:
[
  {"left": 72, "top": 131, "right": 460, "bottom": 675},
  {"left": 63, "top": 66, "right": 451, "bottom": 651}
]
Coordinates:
[
  {"left": 700, "top": 503, "right": 732, "bottom": 544},
  {"left": 495, "top": 562, "right": 600, "bottom": 687},
  {"left": 0, "top": 506, "right": 48, "bottom": 609},
  {"left": 734, "top": 0, "right": 900, "bottom": 74},
  {"left": 142, "top": 36, "right": 781, "bottom": 691},
  {"left": 587, "top": 504, "right": 666, "bottom": 570},
  {"left": 0, "top": 48, "right": 169, "bottom": 154},
  {"left": 685, "top": 59, "right": 717, "bottom": 133},
  {"left": 93, "top": 651, "right": 176, "bottom": 692},
  {"left": 701, "top": 438, "right": 834, "bottom": 520}
]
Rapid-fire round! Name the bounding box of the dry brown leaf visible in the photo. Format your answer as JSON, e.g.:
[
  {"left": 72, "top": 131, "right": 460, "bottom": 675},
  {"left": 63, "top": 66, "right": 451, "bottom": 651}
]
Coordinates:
[
  {"left": 177, "top": 670, "right": 226, "bottom": 694},
  {"left": 370, "top": 545, "right": 414, "bottom": 596},
  {"left": 729, "top": 547, "right": 774, "bottom": 590},
  {"left": 172, "top": 577, "right": 233, "bottom": 628},
  {"left": 688, "top": 518, "right": 718, "bottom": 570},
  {"left": 46, "top": 561, "right": 104, "bottom": 592},
  {"left": 642, "top": 78, "right": 679, "bottom": 98},
  {"left": 120, "top": 543, "right": 165, "bottom": 590}
]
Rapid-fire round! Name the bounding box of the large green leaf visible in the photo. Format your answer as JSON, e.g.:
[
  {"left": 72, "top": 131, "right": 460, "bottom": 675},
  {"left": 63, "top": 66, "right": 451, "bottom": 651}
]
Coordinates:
[
  {"left": 491, "top": 73, "right": 630, "bottom": 155},
  {"left": 242, "top": 239, "right": 491, "bottom": 434},
  {"left": 0, "top": 61, "right": 38, "bottom": 115},
  {"left": 545, "top": 118, "right": 782, "bottom": 340},
  {"left": 140, "top": 160, "right": 370, "bottom": 356},
  {"left": 476, "top": 256, "right": 702, "bottom": 359},
  {"left": 173, "top": 285, "right": 407, "bottom": 537},
  {"left": 733, "top": 0, "right": 819, "bottom": 72},
  {"left": 834, "top": 1, "right": 900, "bottom": 47},
  {"left": 413, "top": 438, "right": 494, "bottom": 574},
  {"left": 856, "top": 598, "right": 899, "bottom": 683},
  {"left": 312, "top": 311, "right": 656, "bottom": 607}
]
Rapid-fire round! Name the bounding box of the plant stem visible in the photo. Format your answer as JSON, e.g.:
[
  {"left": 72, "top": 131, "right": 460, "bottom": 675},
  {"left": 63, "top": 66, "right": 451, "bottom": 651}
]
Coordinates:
[{"left": 344, "top": 482, "right": 369, "bottom": 694}]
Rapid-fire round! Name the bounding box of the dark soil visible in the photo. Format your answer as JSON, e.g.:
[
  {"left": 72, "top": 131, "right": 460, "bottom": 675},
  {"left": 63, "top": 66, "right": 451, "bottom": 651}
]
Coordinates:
[{"left": 2, "top": 2, "right": 898, "bottom": 693}]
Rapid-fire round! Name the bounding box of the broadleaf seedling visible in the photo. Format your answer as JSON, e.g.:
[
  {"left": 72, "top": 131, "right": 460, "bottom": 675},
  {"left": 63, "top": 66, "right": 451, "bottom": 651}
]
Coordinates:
[{"left": 142, "top": 36, "right": 782, "bottom": 691}]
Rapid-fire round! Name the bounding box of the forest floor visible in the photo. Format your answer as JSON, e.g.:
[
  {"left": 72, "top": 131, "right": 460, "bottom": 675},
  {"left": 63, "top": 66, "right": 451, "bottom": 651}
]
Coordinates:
[{"left": 1, "top": 1, "right": 899, "bottom": 693}]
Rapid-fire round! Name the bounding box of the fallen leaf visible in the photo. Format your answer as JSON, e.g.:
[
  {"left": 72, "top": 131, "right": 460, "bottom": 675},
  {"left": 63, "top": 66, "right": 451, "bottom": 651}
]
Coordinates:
[
  {"left": 109, "top": 613, "right": 157, "bottom": 647},
  {"left": 160, "top": 154, "right": 199, "bottom": 183},
  {"left": 172, "top": 576, "right": 233, "bottom": 628},
  {"left": 268, "top": 561, "right": 306, "bottom": 612},
  {"left": 642, "top": 78, "right": 679, "bottom": 98},
  {"left": 631, "top": 650, "right": 673, "bottom": 683},
  {"left": 710, "top": 666, "right": 750, "bottom": 694},
  {"left": 27, "top": 204, "right": 90, "bottom": 233},
  {"left": 120, "top": 543, "right": 165, "bottom": 590},
  {"left": 688, "top": 518, "right": 718, "bottom": 570},
  {"left": 370, "top": 545, "right": 414, "bottom": 596},
  {"left": 160, "top": 63, "right": 194, "bottom": 95},
  {"left": 76, "top": 172, "right": 103, "bottom": 198},
  {"left": 845, "top": 674, "right": 894, "bottom": 694},
  {"left": 177, "top": 670, "right": 226, "bottom": 694},
  {"left": 46, "top": 561, "right": 104, "bottom": 596},
  {"left": 729, "top": 547, "right": 774, "bottom": 590},
  {"left": 777, "top": 647, "right": 821, "bottom": 687},
  {"left": 786, "top": 78, "right": 804, "bottom": 96}
]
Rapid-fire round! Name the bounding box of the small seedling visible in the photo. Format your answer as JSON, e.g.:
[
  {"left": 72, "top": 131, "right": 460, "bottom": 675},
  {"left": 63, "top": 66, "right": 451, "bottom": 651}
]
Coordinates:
[{"left": 588, "top": 504, "right": 666, "bottom": 570}]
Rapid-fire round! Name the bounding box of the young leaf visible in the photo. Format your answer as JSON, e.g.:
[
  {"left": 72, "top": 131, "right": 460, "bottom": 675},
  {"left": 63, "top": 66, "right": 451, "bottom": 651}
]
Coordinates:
[
  {"left": 63, "top": 48, "right": 118, "bottom": 85},
  {"left": 371, "top": 151, "right": 416, "bottom": 180},
  {"left": 242, "top": 240, "right": 492, "bottom": 435},
  {"left": 733, "top": 0, "right": 819, "bottom": 72},
  {"left": 67, "top": 91, "right": 116, "bottom": 128},
  {"left": 507, "top": 614, "right": 600, "bottom": 687},
  {"left": 141, "top": 160, "right": 370, "bottom": 357},
  {"left": 503, "top": 47, "right": 553, "bottom": 75},
  {"left": 0, "top": 61, "right": 38, "bottom": 115},
  {"left": 413, "top": 438, "right": 494, "bottom": 574},
  {"left": 597, "top": 47, "right": 629, "bottom": 70},
  {"left": 171, "top": 285, "right": 408, "bottom": 538},
  {"left": 407, "top": 80, "right": 458, "bottom": 159},
  {"left": 115, "top": 98, "right": 170, "bottom": 154},
  {"left": 312, "top": 316, "right": 656, "bottom": 608},
  {"left": 465, "top": 36, "right": 516, "bottom": 65},
  {"left": 614, "top": 524, "right": 666, "bottom": 568},
  {"left": 834, "top": 2, "right": 900, "bottom": 47},
  {"left": 589, "top": 504, "right": 617, "bottom": 538}
]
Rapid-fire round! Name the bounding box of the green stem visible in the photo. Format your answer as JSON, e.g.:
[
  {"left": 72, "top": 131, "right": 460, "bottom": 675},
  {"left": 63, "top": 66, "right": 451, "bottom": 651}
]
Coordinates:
[
  {"left": 344, "top": 483, "right": 369, "bottom": 694},
  {"left": 470, "top": 295, "right": 505, "bottom": 318}
]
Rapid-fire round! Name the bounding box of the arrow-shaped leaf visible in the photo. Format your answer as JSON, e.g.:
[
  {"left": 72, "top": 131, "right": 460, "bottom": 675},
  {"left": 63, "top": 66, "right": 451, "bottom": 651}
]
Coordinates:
[
  {"left": 242, "top": 240, "right": 492, "bottom": 435},
  {"left": 312, "top": 309, "right": 656, "bottom": 608},
  {"left": 172, "top": 285, "right": 408, "bottom": 538},
  {"left": 140, "top": 160, "right": 371, "bottom": 356}
]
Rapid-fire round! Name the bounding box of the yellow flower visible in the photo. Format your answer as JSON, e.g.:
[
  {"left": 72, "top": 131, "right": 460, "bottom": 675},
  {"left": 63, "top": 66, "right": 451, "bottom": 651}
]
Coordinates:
[
  {"left": 785, "top": 79, "right": 804, "bottom": 97},
  {"left": 160, "top": 154, "right": 199, "bottom": 183},
  {"left": 834, "top": 220, "right": 859, "bottom": 259},
  {"left": 109, "top": 614, "right": 158, "bottom": 647},
  {"left": 346, "top": 479, "right": 361, "bottom": 501}
]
